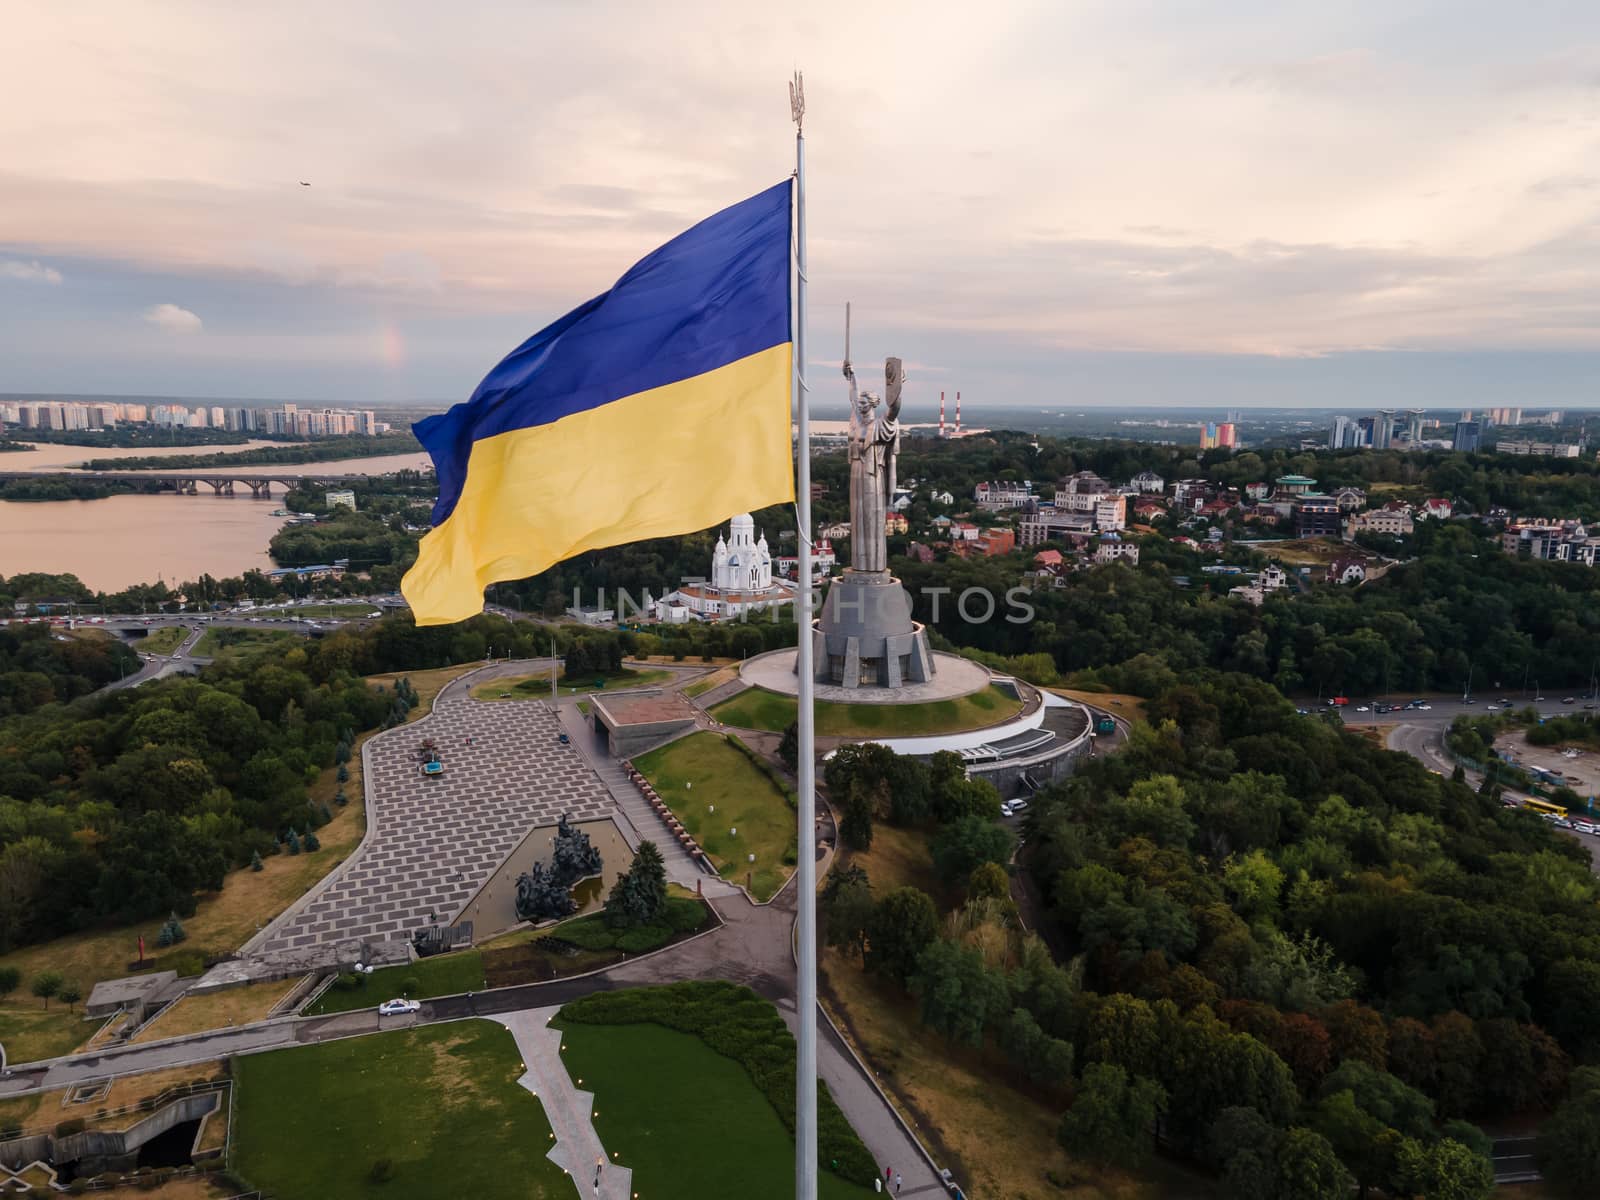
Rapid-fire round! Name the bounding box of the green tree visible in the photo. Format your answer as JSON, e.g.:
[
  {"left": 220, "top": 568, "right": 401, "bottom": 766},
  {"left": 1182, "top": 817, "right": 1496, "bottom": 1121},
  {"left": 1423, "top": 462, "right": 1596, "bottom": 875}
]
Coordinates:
[
  {"left": 250, "top": 850, "right": 264, "bottom": 872},
  {"left": 30, "top": 970, "right": 62, "bottom": 1009},
  {"left": 908, "top": 939, "right": 1010, "bottom": 1047},
  {"left": 606, "top": 840, "right": 667, "bottom": 928},
  {"left": 0, "top": 966, "right": 21, "bottom": 998},
  {"left": 1540, "top": 1065, "right": 1600, "bottom": 1196},
  {"left": 931, "top": 815, "right": 1012, "bottom": 887},
  {"left": 839, "top": 777, "right": 875, "bottom": 850},
  {"left": 967, "top": 861, "right": 1010, "bottom": 901},
  {"left": 57, "top": 982, "right": 81, "bottom": 1012},
  {"left": 303, "top": 830, "right": 321, "bottom": 852},
  {"left": 1209, "top": 1107, "right": 1276, "bottom": 1200},
  {"left": 1057, "top": 1062, "right": 1166, "bottom": 1169},
  {"left": 1273, "top": 1127, "right": 1353, "bottom": 1200},
  {"left": 866, "top": 887, "right": 939, "bottom": 986},
  {"left": 778, "top": 721, "right": 799, "bottom": 773},
  {"left": 1393, "top": 1136, "right": 1494, "bottom": 1200},
  {"left": 822, "top": 865, "right": 873, "bottom": 964}
]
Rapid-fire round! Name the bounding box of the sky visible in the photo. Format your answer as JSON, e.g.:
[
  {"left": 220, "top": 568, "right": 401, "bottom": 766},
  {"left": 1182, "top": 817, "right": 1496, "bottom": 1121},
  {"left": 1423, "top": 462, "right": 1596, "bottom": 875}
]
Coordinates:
[{"left": 2, "top": 1, "right": 1599, "bottom": 410}]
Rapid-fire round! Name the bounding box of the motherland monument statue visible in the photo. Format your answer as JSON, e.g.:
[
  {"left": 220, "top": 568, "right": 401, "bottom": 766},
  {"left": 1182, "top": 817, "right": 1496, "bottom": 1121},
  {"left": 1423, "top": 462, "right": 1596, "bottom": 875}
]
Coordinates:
[{"left": 809, "top": 306, "right": 934, "bottom": 689}]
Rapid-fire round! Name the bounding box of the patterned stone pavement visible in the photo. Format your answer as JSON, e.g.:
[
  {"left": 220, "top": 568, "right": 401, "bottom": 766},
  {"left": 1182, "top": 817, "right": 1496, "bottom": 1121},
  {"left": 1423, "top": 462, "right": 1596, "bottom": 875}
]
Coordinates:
[{"left": 257, "top": 693, "right": 612, "bottom": 955}]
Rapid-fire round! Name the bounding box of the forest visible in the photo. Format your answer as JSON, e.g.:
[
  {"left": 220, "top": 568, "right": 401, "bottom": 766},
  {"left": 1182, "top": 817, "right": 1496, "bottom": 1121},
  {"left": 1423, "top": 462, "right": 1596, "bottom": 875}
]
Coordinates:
[
  {"left": 0, "top": 611, "right": 548, "bottom": 950},
  {"left": 823, "top": 671, "right": 1600, "bottom": 1196}
]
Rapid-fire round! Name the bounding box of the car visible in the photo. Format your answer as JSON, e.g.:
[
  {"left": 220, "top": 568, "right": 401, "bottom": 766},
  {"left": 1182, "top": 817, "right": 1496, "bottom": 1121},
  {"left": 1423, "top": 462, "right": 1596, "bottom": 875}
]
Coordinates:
[
  {"left": 378, "top": 999, "right": 421, "bottom": 1016},
  {"left": 1486, "top": 704, "right": 1500, "bottom": 712},
  {"left": 1416, "top": 703, "right": 1431, "bottom": 710},
  {"left": 1462, "top": 698, "right": 1476, "bottom": 704},
  {"left": 1575, "top": 821, "right": 1597, "bottom": 836},
  {"left": 1008, "top": 798, "right": 1029, "bottom": 815},
  {"left": 557, "top": 732, "right": 570, "bottom": 745},
  {"left": 999, "top": 801, "right": 1016, "bottom": 816},
  {"left": 1356, "top": 705, "right": 1370, "bottom": 712},
  {"left": 1295, "top": 707, "right": 1309, "bottom": 715},
  {"left": 1564, "top": 697, "right": 1576, "bottom": 704},
  {"left": 1554, "top": 818, "right": 1574, "bottom": 830}
]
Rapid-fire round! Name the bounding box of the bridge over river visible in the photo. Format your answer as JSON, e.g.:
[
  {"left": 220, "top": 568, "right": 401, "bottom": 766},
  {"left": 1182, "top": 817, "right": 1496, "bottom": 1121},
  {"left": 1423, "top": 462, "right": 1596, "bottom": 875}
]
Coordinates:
[{"left": 0, "top": 469, "right": 375, "bottom": 497}]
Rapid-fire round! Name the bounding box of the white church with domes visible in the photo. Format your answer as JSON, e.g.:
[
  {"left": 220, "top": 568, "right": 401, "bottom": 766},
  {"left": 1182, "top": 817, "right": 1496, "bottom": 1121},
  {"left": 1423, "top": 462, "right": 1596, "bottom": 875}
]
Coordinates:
[{"left": 651, "top": 513, "right": 796, "bottom": 623}]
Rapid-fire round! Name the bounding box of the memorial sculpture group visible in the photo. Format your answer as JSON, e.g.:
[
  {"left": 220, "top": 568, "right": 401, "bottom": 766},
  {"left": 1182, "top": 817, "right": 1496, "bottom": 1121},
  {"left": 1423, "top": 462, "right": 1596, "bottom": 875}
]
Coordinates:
[{"left": 514, "top": 813, "right": 602, "bottom": 921}]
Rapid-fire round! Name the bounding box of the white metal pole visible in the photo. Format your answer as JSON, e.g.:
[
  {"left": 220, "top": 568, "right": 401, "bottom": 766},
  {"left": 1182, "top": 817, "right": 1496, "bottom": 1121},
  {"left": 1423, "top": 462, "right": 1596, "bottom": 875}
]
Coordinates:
[{"left": 789, "top": 70, "right": 818, "bottom": 1200}]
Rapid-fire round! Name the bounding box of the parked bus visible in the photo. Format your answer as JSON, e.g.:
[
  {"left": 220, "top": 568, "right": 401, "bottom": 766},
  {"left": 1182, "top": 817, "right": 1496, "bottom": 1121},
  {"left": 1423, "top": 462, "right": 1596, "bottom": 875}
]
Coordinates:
[{"left": 1519, "top": 797, "right": 1568, "bottom": 817}]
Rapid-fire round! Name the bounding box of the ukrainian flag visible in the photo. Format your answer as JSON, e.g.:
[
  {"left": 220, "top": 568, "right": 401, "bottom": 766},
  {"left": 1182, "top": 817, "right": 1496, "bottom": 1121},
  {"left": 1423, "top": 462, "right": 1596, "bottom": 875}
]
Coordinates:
[{"left": 402, "top": 179, "right": 795, "bottom": 625}]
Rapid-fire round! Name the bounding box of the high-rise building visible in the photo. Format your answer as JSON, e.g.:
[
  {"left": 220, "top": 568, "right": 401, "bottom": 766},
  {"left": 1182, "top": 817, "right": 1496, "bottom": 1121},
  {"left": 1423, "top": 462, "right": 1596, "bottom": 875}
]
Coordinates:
[
  {"left": 1405, "top": 409, "right": 1426, "bottom": 444},
  {"left": 1453, "top": 420, "right": 1480, "bottom": 453},
  {"left": 1374, "top": 410, "right": 1397, "bottom": 449},
  {"left": 1216, "top": 422, "right": 1236, "bottom": 448},
  {"left": 1329, "top": 415, "right": 1352, "bottom": 450}
]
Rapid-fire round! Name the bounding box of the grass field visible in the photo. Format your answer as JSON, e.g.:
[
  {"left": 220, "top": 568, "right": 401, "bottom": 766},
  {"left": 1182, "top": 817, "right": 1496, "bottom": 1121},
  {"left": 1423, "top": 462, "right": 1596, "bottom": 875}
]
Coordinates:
[
  {"left": 234, "top": 1021, "right": 570, "bottom": 1200},
  {"left": 304, "top": 949, "right": 486, "bottom": 1015},
  {"left": 0, "top": 1000, "right": 93, "bottom": 1066},
  {"left": 710, "top": 684, "right": 1023, "bottom": 738},
  {"left": 557, "top": 1020, "right": 873, "bottom": 1199},
  {"left": 192, "top": 626, "right": 296, "bottom": 658},
  {"left": 682, "top": 667, "right": 736, "bottom": 700},
  {"left": 273, "top": 602, "right": 381, "bottom": 620},
  {"left": 837, "top": 822, "right": 940, "bottom": 896},
  {"left": 136, "top": 625, "right": 187, "bottom": 655},
  {"left": 129, "top": 977, "right": 298, "bottom": 1043},
  {"left": 470, "top": 665, "right": 674, "bottom": 701},
  {"left": 635, "top": 732, "right": 795, "bottom": 900}
]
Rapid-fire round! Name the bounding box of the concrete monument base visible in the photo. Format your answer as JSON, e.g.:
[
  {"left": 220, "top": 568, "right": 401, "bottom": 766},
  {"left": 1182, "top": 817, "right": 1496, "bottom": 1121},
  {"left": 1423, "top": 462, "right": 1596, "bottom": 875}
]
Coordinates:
[
  {"left": 739, "top": 646, "right": 992, "bottom": 705},
  {"left": 809, "top": 569, "right": 934, "bottom": 689}
]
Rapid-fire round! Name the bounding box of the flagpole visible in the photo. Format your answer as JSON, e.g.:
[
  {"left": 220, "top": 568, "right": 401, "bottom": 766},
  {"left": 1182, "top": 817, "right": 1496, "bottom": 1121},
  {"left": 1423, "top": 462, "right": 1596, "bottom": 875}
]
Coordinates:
[{"left": 789, "top": 70, "right": 818, "bottom": 1200}]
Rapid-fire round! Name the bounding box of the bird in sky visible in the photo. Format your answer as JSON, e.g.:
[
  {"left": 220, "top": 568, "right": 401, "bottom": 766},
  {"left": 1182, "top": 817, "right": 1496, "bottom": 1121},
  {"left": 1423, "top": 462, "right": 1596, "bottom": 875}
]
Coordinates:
[{"left": 299, "top": 181, "right": 310, "bottom": 187}]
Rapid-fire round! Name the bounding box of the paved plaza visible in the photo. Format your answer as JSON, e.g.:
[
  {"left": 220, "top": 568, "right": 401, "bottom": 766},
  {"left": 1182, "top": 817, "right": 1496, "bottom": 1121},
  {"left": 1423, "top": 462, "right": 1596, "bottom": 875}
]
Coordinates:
[{"left": 256, "top": 688, "right": 612, "bottom": 955}]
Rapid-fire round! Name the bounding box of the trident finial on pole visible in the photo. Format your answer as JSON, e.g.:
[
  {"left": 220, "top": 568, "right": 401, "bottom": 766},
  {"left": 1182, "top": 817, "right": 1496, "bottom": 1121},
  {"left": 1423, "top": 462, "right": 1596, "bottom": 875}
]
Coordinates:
[{"left": 789, "top": 71, "right": 805, "bottom": 131}]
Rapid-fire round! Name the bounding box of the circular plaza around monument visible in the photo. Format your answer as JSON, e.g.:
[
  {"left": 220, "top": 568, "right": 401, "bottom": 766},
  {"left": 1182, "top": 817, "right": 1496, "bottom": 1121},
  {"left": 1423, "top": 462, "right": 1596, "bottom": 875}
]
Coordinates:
[{"left": 738, "top": 644, "right": 992, "bottom": 704}]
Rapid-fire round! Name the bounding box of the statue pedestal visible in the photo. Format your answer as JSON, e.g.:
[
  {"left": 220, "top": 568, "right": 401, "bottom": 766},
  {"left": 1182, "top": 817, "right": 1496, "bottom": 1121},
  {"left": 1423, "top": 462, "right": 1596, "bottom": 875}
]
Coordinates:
[{"left": 810, "top": 570, "right": 934, "bottom": 689}]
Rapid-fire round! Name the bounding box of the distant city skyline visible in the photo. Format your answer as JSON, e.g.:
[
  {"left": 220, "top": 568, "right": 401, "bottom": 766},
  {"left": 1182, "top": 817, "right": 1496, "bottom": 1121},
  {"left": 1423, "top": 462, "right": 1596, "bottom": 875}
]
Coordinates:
[{"left": 3, "top": 3, "right": 1600, "bottom": 406}]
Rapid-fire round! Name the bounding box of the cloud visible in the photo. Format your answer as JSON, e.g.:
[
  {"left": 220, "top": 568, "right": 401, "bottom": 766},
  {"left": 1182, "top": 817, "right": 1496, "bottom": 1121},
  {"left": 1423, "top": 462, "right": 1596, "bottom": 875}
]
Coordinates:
[
  {"left": 0, "top": 258, "right": 62, "bottom": 284},
  {"left": 143, "top": 302, "right": 202, "bottom": 333}
]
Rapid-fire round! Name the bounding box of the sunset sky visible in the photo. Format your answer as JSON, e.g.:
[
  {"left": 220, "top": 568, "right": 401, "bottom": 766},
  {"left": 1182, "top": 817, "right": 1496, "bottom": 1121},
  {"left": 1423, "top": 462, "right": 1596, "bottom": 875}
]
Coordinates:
[{"left": 3, "top": 1, "right": 1598, "bottom": 407}]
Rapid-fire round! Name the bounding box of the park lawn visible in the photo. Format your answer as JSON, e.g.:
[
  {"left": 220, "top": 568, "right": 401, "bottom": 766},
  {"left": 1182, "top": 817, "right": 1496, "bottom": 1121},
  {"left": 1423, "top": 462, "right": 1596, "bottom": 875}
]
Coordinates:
[
  {"left": 635, "top": 731, "right": 795, "bottom": 900},
  {"left": 192, "top": 626, "right": 296, "bottom": 659},
  {"left": 304, "top": 949, "right": 485, "bottom": 1015},
  {"left": 711, "top": 684, "right": 1023, "bottom": 737},
  {"left": 556, "top": 1020, "right": 874, "bottom": 1200},
  {"left": 819, "top": 950, "right": 1197, "bottom": 1200},
  {"left": 0, "top": 1000, "right": 93, "bottom": 1067},
  {"left": 234, "top": 1020, "right": 570, "bottom": 1200},
  {"left": 682, "top": 666, "right": 736, "bottom": 700},
  {"left": 129, "top": 977, "right": 298, "bottom": 1043},
  {"left": 471, "top": 666, "right": 674, "bottom": 701},
  {"left": 136, "top": 625, "right": 188, "bottom": 655},
  {"left": 837, "top": 822, "right": 939, "bottom": 897},
  {"left": 281, "top": 602, "right": 381, "bottom": 619}
]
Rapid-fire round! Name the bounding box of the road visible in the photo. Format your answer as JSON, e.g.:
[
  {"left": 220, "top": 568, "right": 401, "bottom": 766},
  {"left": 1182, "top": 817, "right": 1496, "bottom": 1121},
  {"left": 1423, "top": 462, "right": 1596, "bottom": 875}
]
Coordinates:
[{"left": 0, "top": 888, "right": 950, "bottom": 1196}]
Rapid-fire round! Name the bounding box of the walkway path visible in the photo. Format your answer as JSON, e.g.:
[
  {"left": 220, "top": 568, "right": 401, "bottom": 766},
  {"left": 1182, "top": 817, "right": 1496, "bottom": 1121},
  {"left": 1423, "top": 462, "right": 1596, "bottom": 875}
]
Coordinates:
[
  {"left": 500, "top": 1007, "right": 632, "bottom": 1200},
  {"left": 554, "top": 700, "right": 734, "bottom": 895}
]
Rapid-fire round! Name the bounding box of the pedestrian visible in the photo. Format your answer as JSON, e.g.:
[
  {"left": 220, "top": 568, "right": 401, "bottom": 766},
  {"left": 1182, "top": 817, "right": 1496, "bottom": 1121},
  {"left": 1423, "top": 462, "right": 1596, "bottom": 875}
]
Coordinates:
[
  {"left": 884, "top": 1166, "right": 892, "bottom": 1183},
  {"left": 894, "top": 1173, "right": 902, "bottom": 1193},
  {"left": 874, "top": 1180, "right": 882, "bottom": 1194}
]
